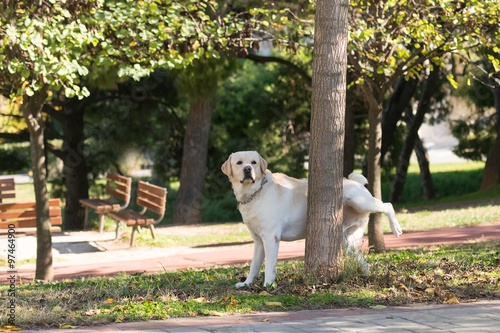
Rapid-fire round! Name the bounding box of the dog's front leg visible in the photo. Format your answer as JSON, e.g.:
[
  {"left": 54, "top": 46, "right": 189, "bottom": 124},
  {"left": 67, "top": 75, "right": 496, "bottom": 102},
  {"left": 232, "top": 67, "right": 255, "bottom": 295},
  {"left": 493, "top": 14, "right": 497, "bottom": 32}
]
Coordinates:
[
  {"left": 236, "top": 236, "right": 265, "bottom": 288},
  {"left": 262, "top": 234, "right": 280, "bottom": 288}
]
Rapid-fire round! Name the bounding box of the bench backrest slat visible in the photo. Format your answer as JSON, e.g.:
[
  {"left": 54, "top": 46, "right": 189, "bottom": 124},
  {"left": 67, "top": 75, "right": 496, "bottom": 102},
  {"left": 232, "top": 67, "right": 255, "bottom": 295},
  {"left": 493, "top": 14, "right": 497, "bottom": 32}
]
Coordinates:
[
  {"left": 137, "top": 181, "right": 167, "bottom": 215},
  {"left": 0, "top": 178, "right": 15, "bottom": 203},
  {"left": 0, "top": 198, "right": 62, "bottom": 229},
  {"left": 105, "top": 173, "right": 132, "bottom": 203}
]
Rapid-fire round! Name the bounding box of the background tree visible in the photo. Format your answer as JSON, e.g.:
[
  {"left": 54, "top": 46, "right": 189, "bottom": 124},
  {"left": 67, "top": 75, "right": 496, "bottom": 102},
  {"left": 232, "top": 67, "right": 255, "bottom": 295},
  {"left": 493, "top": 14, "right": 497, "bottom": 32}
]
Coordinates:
[
  {"left": 348, "top": 0, "right": 500, "bottom": 251},
  {"left": 305, "top": 0, "right": 348, "bottom": 281},
  {"left": 451, "top": 50, "right": 500, "bottom": 190},
  {"left": 0, "top": 0, "right": 267, "bottom": 279}
]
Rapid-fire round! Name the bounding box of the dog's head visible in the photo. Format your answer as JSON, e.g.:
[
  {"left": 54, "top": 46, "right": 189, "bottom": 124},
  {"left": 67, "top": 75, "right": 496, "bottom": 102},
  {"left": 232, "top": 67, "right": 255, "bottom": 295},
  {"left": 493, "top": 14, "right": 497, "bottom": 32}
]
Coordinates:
[{"left": 221, "top": 151, "right": 268, "bottom": 184}]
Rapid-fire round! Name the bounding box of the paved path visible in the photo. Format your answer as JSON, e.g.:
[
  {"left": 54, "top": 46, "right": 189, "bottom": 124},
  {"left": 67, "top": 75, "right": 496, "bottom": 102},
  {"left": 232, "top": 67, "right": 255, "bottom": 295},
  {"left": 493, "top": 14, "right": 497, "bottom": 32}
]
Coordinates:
[
  {"left": 21, "top": 300, "right": 500, "bottom": 332},
  {"left": 1, "top": 223, "right": 499, "bottom": 282}
]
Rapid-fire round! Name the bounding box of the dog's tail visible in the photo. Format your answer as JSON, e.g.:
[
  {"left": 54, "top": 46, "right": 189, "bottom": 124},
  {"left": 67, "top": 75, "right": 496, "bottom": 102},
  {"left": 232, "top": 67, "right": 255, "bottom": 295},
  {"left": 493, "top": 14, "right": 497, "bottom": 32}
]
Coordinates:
[{"left": 348, "top": 172, "right": 368, "bottom": 186}]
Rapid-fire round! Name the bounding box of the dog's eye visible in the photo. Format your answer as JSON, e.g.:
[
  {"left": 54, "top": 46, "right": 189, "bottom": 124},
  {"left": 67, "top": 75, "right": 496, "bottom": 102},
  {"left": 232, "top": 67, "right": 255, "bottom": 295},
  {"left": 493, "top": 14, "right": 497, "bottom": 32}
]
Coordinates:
[
  {"left": 251, "top": 161, "right": 257, "bottom": 165},
  {"left": 236, "top": 161, "right": 243, "bottom": 165}
]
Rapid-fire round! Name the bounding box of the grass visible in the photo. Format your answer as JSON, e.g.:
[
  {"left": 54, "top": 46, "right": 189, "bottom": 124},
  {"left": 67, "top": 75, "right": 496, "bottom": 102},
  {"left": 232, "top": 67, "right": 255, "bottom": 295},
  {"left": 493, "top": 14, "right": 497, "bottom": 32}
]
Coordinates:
[
  {"left": 1, "top": 240, "right": 499, "bottom": 329},
  {"left": 3, "top": 162, "right": 500, "bottom": 329}
]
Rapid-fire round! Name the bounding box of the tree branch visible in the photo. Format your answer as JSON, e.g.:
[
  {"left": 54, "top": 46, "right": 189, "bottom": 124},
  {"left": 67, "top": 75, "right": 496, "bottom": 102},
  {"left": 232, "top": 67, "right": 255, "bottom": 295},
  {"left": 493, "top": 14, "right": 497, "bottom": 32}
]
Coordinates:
[
  {"left": 0, "top": 131, "right": 30, "bottom": 142},
  {"left": 244, "top": 53, "right": 312, "bottom": 87}
]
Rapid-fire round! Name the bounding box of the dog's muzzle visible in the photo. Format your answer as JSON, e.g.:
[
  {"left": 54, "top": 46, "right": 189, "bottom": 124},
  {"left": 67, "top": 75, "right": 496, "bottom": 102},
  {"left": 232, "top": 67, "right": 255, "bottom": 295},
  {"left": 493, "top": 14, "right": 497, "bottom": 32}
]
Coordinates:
[{"left": 241, "top": 166, "right": 255, "bottom": 183}]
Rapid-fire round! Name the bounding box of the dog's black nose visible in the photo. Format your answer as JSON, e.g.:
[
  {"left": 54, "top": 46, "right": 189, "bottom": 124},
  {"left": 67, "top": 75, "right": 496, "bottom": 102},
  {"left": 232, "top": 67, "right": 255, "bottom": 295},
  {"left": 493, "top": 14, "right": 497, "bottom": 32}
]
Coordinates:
[{"left": 243, "top": 166, "right": 252, "bottom": 174}]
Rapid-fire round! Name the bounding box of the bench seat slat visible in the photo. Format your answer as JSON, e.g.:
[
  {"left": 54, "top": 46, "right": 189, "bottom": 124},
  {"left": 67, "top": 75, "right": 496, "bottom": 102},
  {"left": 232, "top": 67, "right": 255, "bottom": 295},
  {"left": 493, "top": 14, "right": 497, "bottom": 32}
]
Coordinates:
[
  {"left": 105, "top": 187, "right": 129, "bottom": 202},
  {"left": 108, "top": 209, "right": 154, "bottom": 226},
  {"left": 0, "top": 216, "right": 62, "bottom": 229},
  {"left": 0, "top": 199, "right": 60, "bottom": 211},
  {"left": 79, "top": 199, "right": 120, "bottom": 213},
  {"left": 107, "top": 173, "right": 132, "bottom": 185},
  {"left": 138, "top": 181, "right": 166, "bottom": 197},
  {"left": 0, "top": 193, "right": 16, "bottom": 200},
  {"left": 0, "top": 226, "right": 62, "bottom": 235},
  {"left": 0, "top": 207, "right": 61, "bottom": 220}
]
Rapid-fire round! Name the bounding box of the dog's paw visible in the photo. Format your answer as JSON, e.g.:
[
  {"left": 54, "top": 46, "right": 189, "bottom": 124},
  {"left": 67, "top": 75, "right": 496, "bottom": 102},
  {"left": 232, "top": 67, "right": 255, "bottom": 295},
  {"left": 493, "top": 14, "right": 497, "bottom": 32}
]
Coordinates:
[
  {"left": 391, "top": 224, "right": 403, "bottom": 237},
  {"left": 235, "top": 282, "right": 250, "bottom": 288}
]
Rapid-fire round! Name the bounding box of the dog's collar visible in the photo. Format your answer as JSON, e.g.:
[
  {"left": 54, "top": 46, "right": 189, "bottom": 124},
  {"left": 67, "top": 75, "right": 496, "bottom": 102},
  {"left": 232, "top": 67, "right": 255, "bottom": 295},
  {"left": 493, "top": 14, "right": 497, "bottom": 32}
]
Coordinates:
[{"left": 238, "top": 177, "right": 268, "bottom": 205}]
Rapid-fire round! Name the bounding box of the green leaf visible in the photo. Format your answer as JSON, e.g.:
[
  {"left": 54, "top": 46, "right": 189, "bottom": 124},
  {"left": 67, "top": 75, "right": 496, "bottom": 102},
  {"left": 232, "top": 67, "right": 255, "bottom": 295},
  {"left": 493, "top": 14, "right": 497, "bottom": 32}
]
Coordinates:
[{"left": 446, "top": 73, "right": 458, "bottom": 89}]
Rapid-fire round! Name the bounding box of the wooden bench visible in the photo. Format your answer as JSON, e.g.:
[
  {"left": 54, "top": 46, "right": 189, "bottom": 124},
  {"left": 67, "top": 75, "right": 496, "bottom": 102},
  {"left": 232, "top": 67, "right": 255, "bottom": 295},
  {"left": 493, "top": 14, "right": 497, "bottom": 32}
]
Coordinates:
[
  {"left": 108, "top": 181, "right": 167, "bottom": 246},
  {"left": 79, "top": 173, "right": 132, "bottom": 235},
  {"left": 0, "top": 199, "right": 62, "bottom": 235},
  {"left": 0, "top": 178, "right": 15, "bottom": 204}
]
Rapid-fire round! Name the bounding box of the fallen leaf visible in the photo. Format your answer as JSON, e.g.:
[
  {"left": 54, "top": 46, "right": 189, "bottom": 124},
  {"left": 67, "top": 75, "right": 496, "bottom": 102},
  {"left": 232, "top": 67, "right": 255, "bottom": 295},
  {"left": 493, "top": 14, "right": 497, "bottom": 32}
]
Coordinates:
[
  {"left": 52, "top": 305, "right": 63, "bottom": 313},
  {"left": 0, "top": 326, "right": 22, "bottom": 332},
  {"left": 193, "top": 297, "right": 206, "bottom": 303},
  {"left": 261, "top": 318, "right": 270, "bottom": 322},
  {"left": 258, "top": 291, "right": 271, "bottom": 296},
  {"left": 370, "top": 305, "right": 387, "bottom": 309},
  {"left": 81, "top": 309, "right": 101, "bottom": 316},
  {"left": 104, "top": 298, "right": 115, "bottom": 304},
  {"left": 443, "top": 297, "right": 460, "bottom": 304},
  {"left": 265, "top": 302, "right": 282, "bottom": 307},
  {"left": 229, "top": 297, "right": 238, "bottom": 306},
  {"left": 397, "top": 283, "right": 409, "bottom": 292},
  {"left": 208, "top": 310, "right": 224, "bottom": 317},
  {"left": 58, "top": 323, "right": 81, "bottom": 329},
  {"left": 292, "top": 263, "right": 296, "bottom": 270}
]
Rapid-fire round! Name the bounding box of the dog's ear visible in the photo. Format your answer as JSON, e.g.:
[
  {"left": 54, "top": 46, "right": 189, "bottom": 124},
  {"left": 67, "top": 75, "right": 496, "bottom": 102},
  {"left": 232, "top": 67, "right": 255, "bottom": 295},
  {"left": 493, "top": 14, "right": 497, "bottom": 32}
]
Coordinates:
[
  {"left": 259, "top": 155, "right": 268, "bottom": 174},
  {"left": 221, "top": 155, "right": 233, "bottom": 177}
]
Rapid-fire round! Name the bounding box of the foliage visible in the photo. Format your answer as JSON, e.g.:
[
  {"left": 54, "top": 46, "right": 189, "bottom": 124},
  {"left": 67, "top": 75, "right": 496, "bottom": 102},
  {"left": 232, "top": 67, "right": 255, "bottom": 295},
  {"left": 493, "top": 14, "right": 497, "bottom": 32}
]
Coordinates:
[
  {"left": 348, "top": 0, "right": 500, "bottom": 90},
  {"left": 450, "top": 51, "right": 498, "bottom": 161},
  {"left": 0, "top": 142, "right": 30, "bottom": 174},
  {"left": 2, "top": 240, "right": 499, "bottom": 329},
  {"left": 206, "top": 57, "right": 311, "bottom": 194}
]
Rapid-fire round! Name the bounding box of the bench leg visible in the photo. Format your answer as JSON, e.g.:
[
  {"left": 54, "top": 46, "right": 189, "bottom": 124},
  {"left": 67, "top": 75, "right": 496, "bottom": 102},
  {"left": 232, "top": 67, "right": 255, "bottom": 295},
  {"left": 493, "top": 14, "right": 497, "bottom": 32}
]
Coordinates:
[
  {"left": 83, "top": 207, "right": 89, "bottom": 230},
  {"left": 98, "top": 214, "right": 105, "bottom": 233},
  {"left": 130, "top": 225, "right": 139, "bottom": 247},
  {"left": 149, "top": 224, "right": 157, "bottom": 240},
  {"left": 115, "top": 221, "right": 121, "bottom": 239}
]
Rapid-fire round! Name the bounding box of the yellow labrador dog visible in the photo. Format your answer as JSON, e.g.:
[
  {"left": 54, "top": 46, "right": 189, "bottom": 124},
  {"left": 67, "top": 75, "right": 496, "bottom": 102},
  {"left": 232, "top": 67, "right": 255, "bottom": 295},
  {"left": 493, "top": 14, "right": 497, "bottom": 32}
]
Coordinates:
[{"left": 222, "top": 151, "right": 403, "bottom": 288}]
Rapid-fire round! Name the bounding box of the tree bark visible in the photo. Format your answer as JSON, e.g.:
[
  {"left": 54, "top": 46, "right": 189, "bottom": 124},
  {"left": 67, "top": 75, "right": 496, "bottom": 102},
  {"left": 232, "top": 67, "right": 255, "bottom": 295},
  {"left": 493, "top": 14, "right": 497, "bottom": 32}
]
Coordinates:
[
  {"left": 61, "top": 105, "right": 89, "bottom": 230},
  {"left": 173, "top": 96, "right": 216, "bottom": 224},
  {"left": 390, "top": 67, "right": 440, "bottom": 203},
  {"left": 480, "top": 64, "right": 500, "bottom": 190},
  {"left": 21, "top": 89, "right": 54, "bottom": 281},
  {"left": 343, "top": 102, "right": 355, "bottom": 177},
  {"left": 380, "top": 76, "right": 419, "bottom": 165},
  {"left": 414, "top": 136, "right": 435, "bottom": 200},
  {"left": 305, "top": 0, "right": 347, "bottom": 281},
  {"left": 366, "top": 99, "right": 385, "bottom": 252}
]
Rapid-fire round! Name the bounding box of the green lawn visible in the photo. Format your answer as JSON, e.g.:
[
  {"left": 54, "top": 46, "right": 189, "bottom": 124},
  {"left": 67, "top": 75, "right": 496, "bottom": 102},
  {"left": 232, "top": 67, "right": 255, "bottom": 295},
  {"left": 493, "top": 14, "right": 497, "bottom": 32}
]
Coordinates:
[{"left": 2, "top": 240, "right": 499, "bottom": 329}]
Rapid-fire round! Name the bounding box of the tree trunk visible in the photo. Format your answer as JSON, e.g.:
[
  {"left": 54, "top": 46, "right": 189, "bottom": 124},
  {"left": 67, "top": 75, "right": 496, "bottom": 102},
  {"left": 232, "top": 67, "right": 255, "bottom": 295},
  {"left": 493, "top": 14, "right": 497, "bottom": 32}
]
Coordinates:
[
  {"left": 480, "top": 133, "right": 500, "bottom": 190},
  {"left": 173, "top": 96, "right": 216, "bottom": 224},
  {"left": 62, "top": 107, "right": 89, "bottom": 230},
  {"left": 414, "top": 136, "right": 435, "bottom": 200},
  {"left": 390, "top": 67, "right": 440, "bottom": 203},
  {"left": 22, "top": 89, "right": 54, "bottom": 281},
  {"left": 305, "top": 0, "right": 347, "bottom": 281},
  {"left": 380, "top": 76, "right": 419, "bottom": 165},
  {"left": 480, "top": 65, "right": 500, "bottom": 190},
  {"left": 366, "top": 100, "right": 385, "bottom": 252},
  {"left": 343, "top": 102, "right": 355, "bottom": 177}
]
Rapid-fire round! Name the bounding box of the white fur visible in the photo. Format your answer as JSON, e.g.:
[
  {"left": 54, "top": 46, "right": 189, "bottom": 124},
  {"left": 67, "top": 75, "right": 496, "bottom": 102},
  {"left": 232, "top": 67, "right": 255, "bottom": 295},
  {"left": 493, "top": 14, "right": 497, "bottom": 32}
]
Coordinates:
[{"left": 221, "top": 151, "right": 403, "bottom": 288}]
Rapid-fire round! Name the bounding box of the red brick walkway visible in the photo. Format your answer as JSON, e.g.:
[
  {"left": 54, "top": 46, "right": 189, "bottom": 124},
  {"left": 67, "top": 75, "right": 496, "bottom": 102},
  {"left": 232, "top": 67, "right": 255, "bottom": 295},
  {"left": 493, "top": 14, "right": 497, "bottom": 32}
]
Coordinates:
[{"left": 3, "top": 223, "right": 499, "bottom": 282}]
